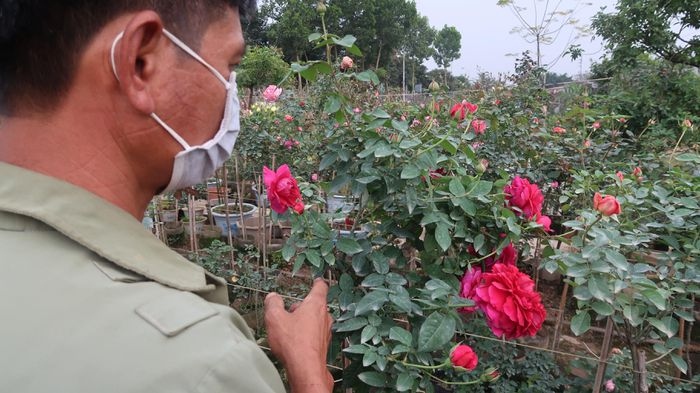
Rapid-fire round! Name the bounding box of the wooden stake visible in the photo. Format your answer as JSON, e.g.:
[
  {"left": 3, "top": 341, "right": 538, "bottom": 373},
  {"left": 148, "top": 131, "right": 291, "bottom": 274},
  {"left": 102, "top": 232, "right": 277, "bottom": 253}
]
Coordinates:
[
  {"left": 592, "top": 317, "right": 614, "bottom": 393},
  {"left": 221, "top": 165, "right": 236, "bottom": 267},
  {"left": 639, "top": 350, "right": 649, "bottom": 393},
  {"left": 550, "top": 281, "right": 569, "bottom": 350}
]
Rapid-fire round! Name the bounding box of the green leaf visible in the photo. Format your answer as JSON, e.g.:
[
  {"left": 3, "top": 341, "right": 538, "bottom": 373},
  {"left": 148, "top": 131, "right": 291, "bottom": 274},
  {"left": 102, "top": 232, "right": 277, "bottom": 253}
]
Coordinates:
[
  {"left": 418, "top": 312, "right": 456, "bottom": 352},
  {"left": 642, "top": 289, "right": 667, "bottom": 310},
  {"left": 355, "top": 290, "right": 389, "bottom": 316},
  {"left": 356, "top": 175, "right": 380, "bottom": 184},
  {"left": 307, "top": 32, "right": 322, "bottom": 42},
  {"left": 304, "top": 249, "right": 322, "bottom": 268},
  {"left": 361, "top": 325, "right": 378, "bottom": 343},
  {"left": 319, "top": 152, "right": 337, "bottom": 171},
  {"left": 591, "top": 301, "right": 614, "bottom": 316},
  {"left": 391, "top": 119, "right": 409, "bottom": 132},
  {"left": 605, "top": 250, "right": 629, "bottom": 271},
  {"left": 406, "top": 187, "right": 418, "bottom": 215},
  {"left": 332, "top": 34, "right": 357, "bottom": 48},
  {"left": 474, "top": 234, "right": 485, "bottom": 254},
  {"left": 370, "top": 108, "right": 391, "bottom": 118},
  {"left": 362, "top": 350, "right": 378, "bottom": 367},
  {"left": 324, "top": 95, "right": 342, "bottom": 114},
  {"left": 435, "top": 224, "right": 451, "bottom": 252},
  {"left": 396, "top": 372, "right": 414, "bottom": 392},
  {"left": 467, "top": 180, "right": 493, "bottom": 197},
  {"left": 449, "top": 178, "right": 466, "bottom": 196},
  {"left": 671, "top": 354, "right": 688, "bottom": 374},
  {"left": 588, "top": 275, "right": 613, "bottom": 302},
  {"left": 361, "top": 273, "right": 385, "bottom": 288},
  {"left": 343, "top": 344, "right": 369, "bottom": 354},
  {"left": 370, "top": 253, "right": 390, "bottom": 274},
  {"left": 571, "top": 311, "right": 591, "bottom": 336},
  {"left": 389, "top": 293, "right": 414, "bottom": 313},
  {"left": 334, "top": 317, "right": 367, "bottom": 332},
  {"left": 374, "top": 144, "right": 395, "bottom": 158},
  {"left": 347, "top": 44, "right": 363, "bottom": 57},
  {"left": 337, "top": 237, "right": 363, "bottom": 255},
  {"left": 401, "top": 164, "right": 421, "bottom": 179},
  {"left": 358, "top": 371, "right": 386, "bottom": 388},
  {"left": 389, "top": 326, "right": 413, "bottom": 346},
  {"left": 281, "top": 242, "right": 295, "bottom": 262}
]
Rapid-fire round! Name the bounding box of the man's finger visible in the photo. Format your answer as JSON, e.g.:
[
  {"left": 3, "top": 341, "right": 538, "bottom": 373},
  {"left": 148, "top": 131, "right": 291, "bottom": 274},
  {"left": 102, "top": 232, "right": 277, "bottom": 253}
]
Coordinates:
[
  {"left": 264, "top": 292, "right": 286, "bottom": 313},
  {"left": 305, "top": 278, "right": 329, "bottom": 302}
]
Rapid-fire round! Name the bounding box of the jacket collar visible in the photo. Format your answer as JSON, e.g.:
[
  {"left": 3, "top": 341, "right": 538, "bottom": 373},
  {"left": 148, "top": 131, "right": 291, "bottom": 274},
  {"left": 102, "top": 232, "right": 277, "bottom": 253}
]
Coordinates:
[{"left": 0, "top": 162, "right": 226, "bottom": 300}]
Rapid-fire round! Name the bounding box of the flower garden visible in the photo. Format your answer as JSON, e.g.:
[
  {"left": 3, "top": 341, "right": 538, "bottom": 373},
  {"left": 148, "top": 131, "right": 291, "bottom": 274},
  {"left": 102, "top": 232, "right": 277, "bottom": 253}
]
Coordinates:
[{"left": 144, "top": 3, "right": 700, "bottom": 392}]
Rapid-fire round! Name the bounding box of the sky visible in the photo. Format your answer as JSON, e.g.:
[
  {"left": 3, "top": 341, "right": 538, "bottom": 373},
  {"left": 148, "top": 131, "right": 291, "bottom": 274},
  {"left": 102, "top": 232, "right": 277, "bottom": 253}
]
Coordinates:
[{"left": 413, "top": 0, "right": 619, "bottom": 79}]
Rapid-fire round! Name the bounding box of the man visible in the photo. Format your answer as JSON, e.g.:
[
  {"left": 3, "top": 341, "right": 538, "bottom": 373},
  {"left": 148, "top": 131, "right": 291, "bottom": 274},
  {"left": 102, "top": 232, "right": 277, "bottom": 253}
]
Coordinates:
[{"left": 0, "top": 1, "right": 333, "bottom": 392}]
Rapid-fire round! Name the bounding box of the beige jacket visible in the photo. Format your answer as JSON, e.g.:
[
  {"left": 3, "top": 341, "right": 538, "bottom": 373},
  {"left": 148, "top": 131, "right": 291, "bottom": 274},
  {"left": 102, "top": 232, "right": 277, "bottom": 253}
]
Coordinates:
[{"left": 0, "top": 162, "right": 285, "bottom": 393}]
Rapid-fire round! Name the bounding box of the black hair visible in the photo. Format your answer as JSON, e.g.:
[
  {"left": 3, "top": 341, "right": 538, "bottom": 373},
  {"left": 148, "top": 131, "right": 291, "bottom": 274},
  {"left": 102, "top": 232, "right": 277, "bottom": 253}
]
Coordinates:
[{"left": 0, "top": 0, "right": 256, "bottom": 114}]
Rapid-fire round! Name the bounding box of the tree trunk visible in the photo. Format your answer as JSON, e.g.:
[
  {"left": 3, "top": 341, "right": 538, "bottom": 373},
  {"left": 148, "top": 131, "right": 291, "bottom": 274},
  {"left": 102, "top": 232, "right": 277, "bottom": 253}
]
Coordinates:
[{"left": 375, "top": 42, "right": 383, "bottom": 70}]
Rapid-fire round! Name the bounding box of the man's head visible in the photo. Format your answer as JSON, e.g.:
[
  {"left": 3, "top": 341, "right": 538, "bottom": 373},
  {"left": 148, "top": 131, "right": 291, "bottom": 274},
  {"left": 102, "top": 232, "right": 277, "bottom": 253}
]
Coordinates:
[{"left": 0, "top": 0, "right": 256, "bottom": 114}]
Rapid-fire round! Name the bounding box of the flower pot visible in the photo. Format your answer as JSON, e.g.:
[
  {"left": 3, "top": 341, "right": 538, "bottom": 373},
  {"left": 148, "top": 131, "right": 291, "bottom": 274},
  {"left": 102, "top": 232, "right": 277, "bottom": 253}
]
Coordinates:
[
  {"left": 332, "top": 218, "right": 370, "bottom": 239},
  {"left": 198, "top": 224, "right": 223, "bottom": 248},
  {"left": 326, "top": 194, "right": 356, "bottom": 214},
  {"left": 163, "top": 221, "right": 185, "bottom": 247},
  {"left": 183, "top": 215, "right": 206, "bottom": 236},
  {"left": 160, "top": 209, "right": 178, "bottom": 223},
  {"left": 238, "top": 214, "right": 272, "bottom": 247},
  {"left": 211, "top": 202, "right": 258, "bottom": 237}
]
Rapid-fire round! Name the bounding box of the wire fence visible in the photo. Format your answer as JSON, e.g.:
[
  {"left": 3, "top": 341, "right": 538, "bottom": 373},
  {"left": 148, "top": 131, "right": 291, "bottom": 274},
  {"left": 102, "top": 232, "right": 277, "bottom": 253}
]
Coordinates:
[{"left": 226, "top": 282, "right": 700, "bottom": 387}]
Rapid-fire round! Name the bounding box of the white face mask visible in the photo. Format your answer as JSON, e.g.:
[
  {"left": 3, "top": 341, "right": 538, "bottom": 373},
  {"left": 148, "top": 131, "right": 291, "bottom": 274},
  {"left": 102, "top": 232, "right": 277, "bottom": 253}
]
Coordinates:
[{"left": 110, "top": 29, "right": 240, "bottom": 193}]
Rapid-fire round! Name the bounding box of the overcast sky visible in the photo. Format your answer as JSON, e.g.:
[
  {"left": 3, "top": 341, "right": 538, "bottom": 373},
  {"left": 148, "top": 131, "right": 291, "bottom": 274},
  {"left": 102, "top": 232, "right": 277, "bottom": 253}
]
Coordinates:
[{"left": 413, "top": 0, "right": 618, "bottom": 79}]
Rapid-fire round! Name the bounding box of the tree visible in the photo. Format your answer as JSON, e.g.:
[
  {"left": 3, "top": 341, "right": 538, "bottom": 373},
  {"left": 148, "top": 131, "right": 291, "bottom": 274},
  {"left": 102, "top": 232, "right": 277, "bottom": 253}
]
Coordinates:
[
  {"left": 264, "top": 0, "right": 318, "bottom": 63},
  {"left": 497, "top": 0, "right": 591, "bottom": 85},
  {"left": 432, "top": 25, "right": 461, "bottom": 86},
  {"left": 592, "top": 0, "right": 700, "bottom": 68},
  {"left": 403, "top": 14, "right": 436, "bottom": 91},
  {"left": 236, "top": 46, "right": 290, "bottom": 108}
]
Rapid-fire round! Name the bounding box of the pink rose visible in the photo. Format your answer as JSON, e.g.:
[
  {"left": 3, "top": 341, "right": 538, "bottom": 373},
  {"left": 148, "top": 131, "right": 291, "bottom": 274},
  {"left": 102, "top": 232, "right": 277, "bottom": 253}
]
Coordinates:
[
  {"left": 493, "top": 242, "right": 517, "bottom": 267},
  {"left": 616, "top": 171, "right": 624, "bottom": 182},
  {"left": 593, "top": 192, "right": 621, "bottom": 216},
  {"left": 474, "top": 264, "right": 547, "bottom": 339},
  {"left": 632, "top": 167, "right": 642, "bottom": 177},
  {"left": 450, "top": 344, "right": 478, "bottom": 371},
  {"left": 284, "top": 114, "right": 294, "bottom": 122},
  {"left": 459, "top": 267, "right": 482, "bottom": 313},
  {"left": 471, "top": 119, "right": 487, "bottom": 135},
  {"left": 584, "top": 139, "right": 591, "bottom": 148},
  {"left": 592, "top": 121, "right": 601, "bottom": 129},
  {"left": 263, "top": 165, "right": 304, "bottom": 214},
  {"left": 504, "top": 176, "right": 544, "bottom": 219},
  {"left": 262, "top": 84, "right": 282, "bottom": 102},
  {"left": 604, "top": 379, "right": 615, "bottom": 392},
  {"left": 552, "top": 126, "right": 566, "bottom": 134},
  {"left": 340, "top": 56, "right": 354, "bottom": 70},
  {"left": 311, "top": 173, "right": 319, "bottom": 182},
  {"left": 550, "top": 181, "right": 559, "bottom": 189},
  {"left": 353, "top": 107, "right": 361, "bottom": 114}
]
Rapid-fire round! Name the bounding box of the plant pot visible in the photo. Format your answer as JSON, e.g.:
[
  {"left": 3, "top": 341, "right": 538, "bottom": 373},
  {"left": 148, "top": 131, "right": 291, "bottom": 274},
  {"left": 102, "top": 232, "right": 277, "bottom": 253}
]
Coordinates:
[
  {"left": 237, "top": 214, "right": 272, "bottom": 246},
  {"left": 198, "top": 224, "right": 223, "bottom": 248},
  {"left": 160, "top": 209, "right": 178, "bottom": 223},
  {"left": 326, "top": 194, "right": 356, "bottom": 214},
  {"left": 332, "top": 218, "right": 370, "bottom": 239},
  {"left": 183, "top": 215, "right": 206, "bottom": 236},
  {"left": 163, "top": 221, "right": 185, "bottom": 247},
  {"left": 211, "top": 202, "right": 258, "bottom": 237}
]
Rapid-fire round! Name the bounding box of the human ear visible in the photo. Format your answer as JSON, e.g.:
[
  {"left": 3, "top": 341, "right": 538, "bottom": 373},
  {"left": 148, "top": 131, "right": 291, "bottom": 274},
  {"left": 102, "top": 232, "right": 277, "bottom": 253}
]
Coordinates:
[{"left": 111, "top": 11, "right": 165, "bottom": 115}]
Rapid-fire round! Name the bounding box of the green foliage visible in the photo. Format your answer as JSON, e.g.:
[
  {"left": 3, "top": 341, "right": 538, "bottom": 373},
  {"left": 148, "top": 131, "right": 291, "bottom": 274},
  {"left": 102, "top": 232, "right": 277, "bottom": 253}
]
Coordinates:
[
  {"left": 592, "top": 0, "right": 700, "bottom": 68},
  {"left": 189, "top": 240, "right": 235, "bottom": 278},
  {"left": 590, "top": 55, "right": 700, "bottom": 146}
]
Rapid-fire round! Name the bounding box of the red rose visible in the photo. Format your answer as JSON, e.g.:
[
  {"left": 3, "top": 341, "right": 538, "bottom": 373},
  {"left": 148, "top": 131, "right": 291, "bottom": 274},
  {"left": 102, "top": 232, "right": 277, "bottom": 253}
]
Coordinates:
[
  {"left": 474, "top": 264, "right": 546, "bottom": 339},
  {"left": 593, "top": 192, "right": 621, "bottom": 216},
  {"left": 459, "top": 267, "right": 482, "bottom": 313},
  {"left": 504, "top": 176, "right": 544, "bottom": 219},
  {"left": 450, "top": 344, "right": 478, "bottom": 371},
  {"left": 535, "top": 213, "right": 552, "bottom": 232},
  {"left": 471, "top": 119, "right": 487, "bottom": 135},
  {"left": 263, "top": 164, "right": 304, "bottom": 214},
  {"left": 450, "top": 100, "right": 478, "bottom": 121}
]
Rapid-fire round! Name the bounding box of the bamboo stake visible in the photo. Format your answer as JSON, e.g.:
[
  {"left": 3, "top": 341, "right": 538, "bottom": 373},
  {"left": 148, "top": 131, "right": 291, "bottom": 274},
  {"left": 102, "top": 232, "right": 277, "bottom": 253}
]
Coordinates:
[
  {"left": 234, "top": 156, "right": 247, "bottom": 240},
  {"left": 640, "top": 350, "right": 649, "bottom": 393},
  {"left": 221, "top": 165, "right": 236, "bottom": 267}
]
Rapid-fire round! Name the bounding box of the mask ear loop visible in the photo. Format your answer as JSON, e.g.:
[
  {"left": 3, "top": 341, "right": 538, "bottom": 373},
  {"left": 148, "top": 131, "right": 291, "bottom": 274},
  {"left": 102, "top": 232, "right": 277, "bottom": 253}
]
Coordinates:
[
  {"left": 110, "top": 32, "right": 124, "bottom": 82},
  {"left": 110, "top": 30, "right": 191, "bottom": 150},
  {"left": 162, "top": 29, "right": 231, "bottom": 89}
]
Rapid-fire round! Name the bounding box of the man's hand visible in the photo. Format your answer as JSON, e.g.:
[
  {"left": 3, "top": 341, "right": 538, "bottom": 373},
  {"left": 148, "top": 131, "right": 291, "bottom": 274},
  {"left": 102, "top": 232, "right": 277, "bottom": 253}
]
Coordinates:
[{"left": 264, "top": 278, "right": 334, "bottom": 393}]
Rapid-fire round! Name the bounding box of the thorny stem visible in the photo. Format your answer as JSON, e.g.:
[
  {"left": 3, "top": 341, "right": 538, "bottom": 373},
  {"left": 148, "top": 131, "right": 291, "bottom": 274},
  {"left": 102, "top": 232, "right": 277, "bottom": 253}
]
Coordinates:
[{"left": 321, "top": 13, "right": 332, "bottom": 67}]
